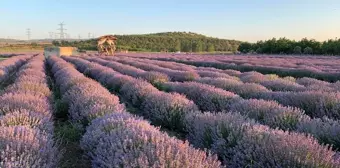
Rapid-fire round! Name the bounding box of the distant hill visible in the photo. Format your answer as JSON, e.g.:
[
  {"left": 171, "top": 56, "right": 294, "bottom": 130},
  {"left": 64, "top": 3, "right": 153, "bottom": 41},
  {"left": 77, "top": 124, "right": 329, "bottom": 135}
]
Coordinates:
[
  {"left": 54, "top": 31, "right": 241, "bottom": 52},
  {"left": 139, "top": 32, "right": 208, "bottom": 38}
]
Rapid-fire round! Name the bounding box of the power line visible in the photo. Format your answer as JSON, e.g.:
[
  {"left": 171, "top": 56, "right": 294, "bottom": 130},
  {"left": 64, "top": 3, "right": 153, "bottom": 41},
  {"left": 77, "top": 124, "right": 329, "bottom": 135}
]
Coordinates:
[
  {"left": 26, "top": 28, "right": 31, "bottom": 40},
  {"left": 57, "top": 22, "right": 67, "bottom": 40}
]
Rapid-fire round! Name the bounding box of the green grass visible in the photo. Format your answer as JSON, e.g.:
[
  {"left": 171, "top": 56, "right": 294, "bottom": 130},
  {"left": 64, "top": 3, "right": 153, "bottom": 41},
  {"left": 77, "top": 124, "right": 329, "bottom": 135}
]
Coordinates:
[
  {"left": 55, "top": 121, "right": 91, "bottom": 168},
  {"left": 45, "top": 62, "right": 91, "bottom": 168}
]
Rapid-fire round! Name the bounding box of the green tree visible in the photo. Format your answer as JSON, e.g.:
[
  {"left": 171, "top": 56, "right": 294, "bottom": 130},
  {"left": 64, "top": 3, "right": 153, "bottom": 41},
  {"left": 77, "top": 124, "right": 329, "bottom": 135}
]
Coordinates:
[
  {"left": 293, "top": 46, "right": 302, "bottom": 55},
  {"left": 175, "top": 41, "right": 181, "bottom": 51},
  {"left": 256, "top": 47, "right": 262, "bottom": 54},
  {"left": 207, "top": 44, "right": 215, "bottom": 52},
  {"left": 193, "top": 41, "right": 203, "bottom": 52},
  {"left": 304, "top": 47, "right": 313, "bottom": 55},
  {"left": 238, "top": 42, "right": 252, "bottom": 53},
  {"left": 52, "top": 40, "right": 60, "bottom": 46}
]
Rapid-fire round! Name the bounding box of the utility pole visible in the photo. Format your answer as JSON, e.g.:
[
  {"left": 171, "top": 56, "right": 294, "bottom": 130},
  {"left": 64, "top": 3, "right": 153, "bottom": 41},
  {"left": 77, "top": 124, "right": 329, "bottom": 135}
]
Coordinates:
[
  {"left": 57, "top": 22, "right": 66, "bottom": 40},
  {"left": 78, "top": 34, "right": 81, "bottom": 40},
  {"left": 26, "top": 28, "right": 31, "bottom": 40}
]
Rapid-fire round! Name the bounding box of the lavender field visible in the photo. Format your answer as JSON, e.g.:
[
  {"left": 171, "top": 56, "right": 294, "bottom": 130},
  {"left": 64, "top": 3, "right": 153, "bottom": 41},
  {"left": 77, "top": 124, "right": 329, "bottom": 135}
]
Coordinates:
[{"left": 1, "top": 53, "right": 340, "bottom": 168}]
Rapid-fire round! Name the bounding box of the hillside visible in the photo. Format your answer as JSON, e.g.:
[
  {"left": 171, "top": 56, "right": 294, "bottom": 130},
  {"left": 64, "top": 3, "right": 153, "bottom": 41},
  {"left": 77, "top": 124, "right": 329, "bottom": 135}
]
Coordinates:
[{"left": 53, "top": 32, "right": 241, "bottom": 52}]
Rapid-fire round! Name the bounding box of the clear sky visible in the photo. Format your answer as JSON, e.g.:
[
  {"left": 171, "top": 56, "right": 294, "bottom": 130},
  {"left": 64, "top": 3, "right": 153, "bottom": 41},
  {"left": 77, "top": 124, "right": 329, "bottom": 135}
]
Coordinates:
[{"left": 1, "top": 0, "right": 339, "bottom": 42}]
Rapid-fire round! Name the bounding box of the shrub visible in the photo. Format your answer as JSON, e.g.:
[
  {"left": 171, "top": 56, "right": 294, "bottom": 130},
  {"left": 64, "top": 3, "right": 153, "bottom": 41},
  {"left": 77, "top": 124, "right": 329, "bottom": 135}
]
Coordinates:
[
  {"left": 223, "top": 69, "right": 242, "bottom": 76},
  {"left": 0, "top": 110, "right": 53, "bottom": 133},
  {"left": 254, "top": 91, "right": 340, "bottom": 120},
  {"left": 185, "top": 112, "right": 253, "bottom": 154},
  {"left": 5, "top": 82, "right": 51, "bottom": 97},
  {"left": 239, "top": 71, "right": 267, "bottom": 83},
  {"left": 230, "top": 99, "right": 305, "bottom": 130},
  {"left": 230, "top": 125, "right": 339, "bottom": 167},
  {"left": 112, "top": 57, "right": 200, "bottom": 81},
  {"left": 120, "top": 79, "right": 159, "bottom": 106},
  {"left": 296, "top": 77, "right": 330, "bottom": 86},
  {"left": 0, "top": 93, "right": 52, "bottom": 117},
  {"left": 105, "top": 74, "right": 136, "bottom": 92},
  {"left": 197, "top": 77, "right": 269, "bottom": 98},
  {"left": 62, "top": 82, "right": 124, "bottom": 123},
  {"left": 260, "top": 79, "right": 307, "bottom": 91},
  {"left": 81, "top": 113, "right": 221, "bottom": 168},
  {"left": 197, "top": 70, "right": 236, "bottom": 78},
  {"left": 164, "top": 82, "right": 241, "bottom": 112},
  {"left": 297, "top": 117, "right": 340, "bottom": 150},
  {"left": 141, "top": 71, "right": 170, "bottom": 84},
  {"left": 185, "top": 112, "right": 340, "bottom": 167},
  {"left": 0, "top": 126, "right": 59, "bottom": 168},
  {"left": 141, "top": 92, "right": 198, "bottom": 131}
]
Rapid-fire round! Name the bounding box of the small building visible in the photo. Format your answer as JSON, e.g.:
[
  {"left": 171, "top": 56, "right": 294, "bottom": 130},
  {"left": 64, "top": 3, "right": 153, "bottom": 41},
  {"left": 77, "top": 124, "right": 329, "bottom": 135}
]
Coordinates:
[{"left": 44, "top": 47, "right": 78, "bottom": 58}]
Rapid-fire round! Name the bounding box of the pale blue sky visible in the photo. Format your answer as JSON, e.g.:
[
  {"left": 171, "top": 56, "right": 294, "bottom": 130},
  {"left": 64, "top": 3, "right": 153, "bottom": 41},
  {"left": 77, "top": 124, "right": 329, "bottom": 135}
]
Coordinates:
[{"left": 1, "top": 0, "right": 339, "bottom": 42}]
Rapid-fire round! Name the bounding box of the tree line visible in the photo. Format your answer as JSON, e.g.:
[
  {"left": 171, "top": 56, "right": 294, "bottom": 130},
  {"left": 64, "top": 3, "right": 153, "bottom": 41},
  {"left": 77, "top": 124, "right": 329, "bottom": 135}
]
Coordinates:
[
  {"left": 52, "top": 32, "right": 241, "bottom": 53},
  {"left": 238, "top": 38, "right": 340, "bottom": 55}
]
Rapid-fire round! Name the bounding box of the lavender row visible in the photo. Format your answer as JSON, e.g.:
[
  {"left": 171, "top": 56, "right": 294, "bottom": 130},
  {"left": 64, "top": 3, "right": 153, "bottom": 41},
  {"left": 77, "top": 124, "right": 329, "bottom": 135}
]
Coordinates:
[
  {"left": 146, "top": 55, "right": 340, "bottom": 82},
  {"left": 81, "top": 112, "right": 221, "bottom": 167},
  {"left": 0, "top": 54, "right": 31, "bottom": 84},
  {"left": 84, "top": 56, "right": 340, "bottom": 149},
  {"left": 163, "top": 81, "right": 340, "bottom": 149},
  {"left": 68, "top": 56, "right": 340, "bottom": 167},
  {"left": 120, "top": 56, "right": 340, "bottom": 92},
  {"left": 109, "top": 56, "right": 340, "bottom": 120},
  {"left": 102, "top": 56, "right": 200, "bottom": 81},
  {"left": 198, "top": 77, "right": 340, "bottom": 120},
  {"left": 63, "top": 56, "right": 198, "bottom": 132},
  {"left": 119, "top": 53, "right": 340, "bottom": 73},
  {"left": 193, "top": 63, "right": 340, "bottom": 92},
  {"left": 0, "top": 55, "right": 59, "bottom": 167},
  {"left": 48, "top": 56, "right": 125, "bottom": 124},
  {"left": 239, "top": 71, "right": 339, "bottom": 92},
  {"left": 84, "top": 56, "right": 169, "bottom": 85},
  {"left": 50, "top": 56, "right": 221, "bottom": 167}
]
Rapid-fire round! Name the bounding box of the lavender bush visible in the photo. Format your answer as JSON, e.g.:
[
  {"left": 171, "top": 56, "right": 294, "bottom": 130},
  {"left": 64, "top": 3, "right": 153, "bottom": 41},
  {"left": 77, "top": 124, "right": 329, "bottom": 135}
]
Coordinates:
[
  {"left": 0, "top": 55, "right": 31, "bottom": 83},
  {"left": 163, "top": 82, "right": 241, "bottom": 112},
  {"left": 197, "top": 77, "right": 270, "bottom": 98},
  {"left": 0, "top": 55, "right": 59, "bottom": 167},
  {"left": 120, "top": 79, "right": 159, "bottom": 106},
  {"left": 260, "top": 78, "right": 307, "bottom": 92},
  {"left": 185, "top": 112, "right": 340, "bottom": 167},
  {"left": 106, "top": 57, "right": 200, "bottom": 81},
  {"left": 0, "top": 110, "right": 53, "bottom": 133},
  {"left": 0, "top": 93, "right": 52, "bottom": 118},
  {"left": 230, "top": 125, "right": 340, "bottom": 167},
  {"left": 81, "top": 113, "right": 221, "bottom": 168},
  {"left": 297, "top": 117, "right": 340, "bottom": 150},
  {"left": 253, "top": 91, "right": 340, "bottom": 120},
  {"left": 230, "top": 99, "right": 305, "bottom": 130},
  {"left": 48, "top": 56, "right": 126, "bottom": 124},
  {"left": 0, "top": 126, "right": 59, "bottom": 168},
  {"left": 141, "top": 92, "right": 199, "bottom": 131}
]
